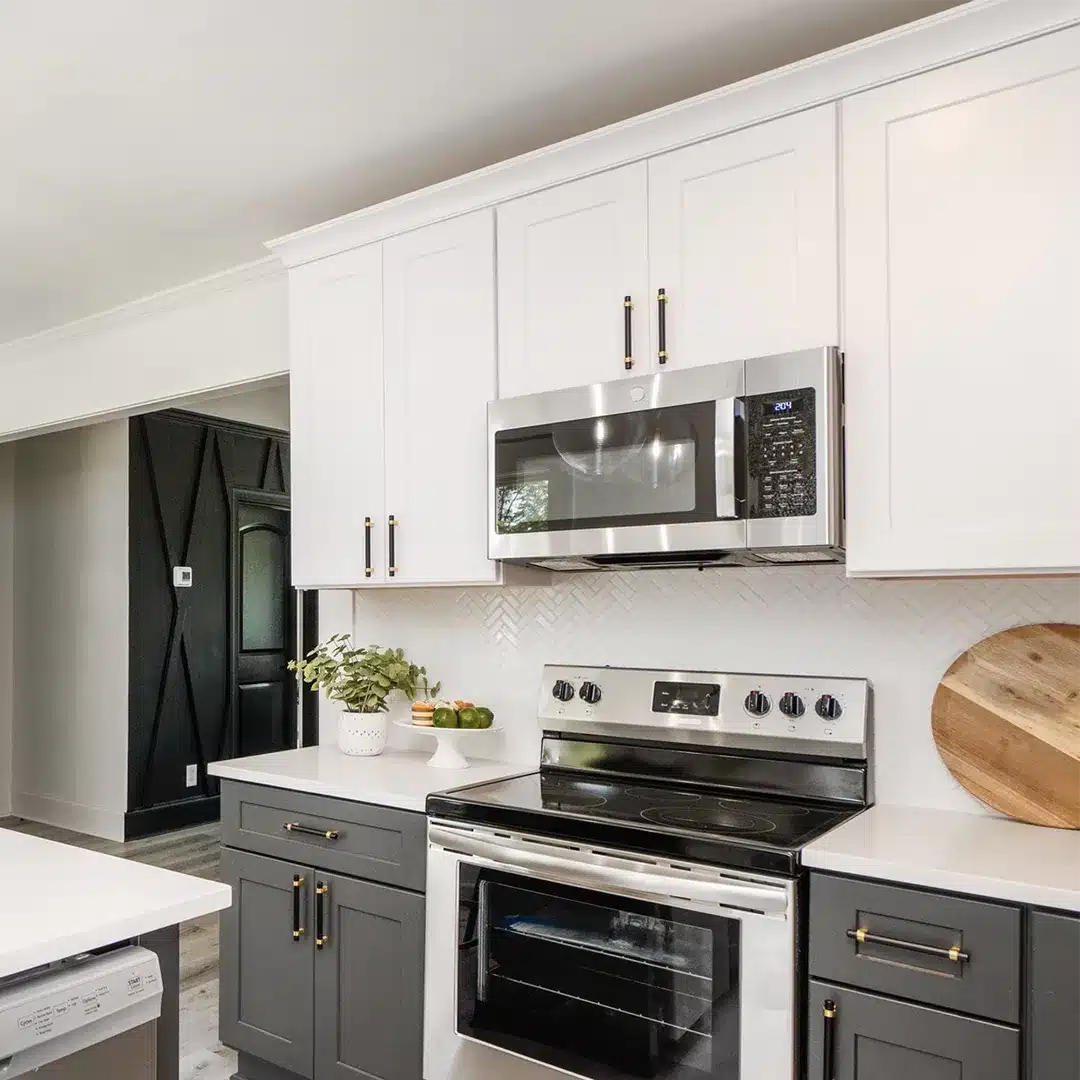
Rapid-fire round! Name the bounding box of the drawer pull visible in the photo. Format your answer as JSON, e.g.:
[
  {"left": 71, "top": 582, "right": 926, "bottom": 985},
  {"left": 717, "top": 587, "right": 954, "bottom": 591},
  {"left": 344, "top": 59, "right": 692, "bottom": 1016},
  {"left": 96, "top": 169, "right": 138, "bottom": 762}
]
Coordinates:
[
  {"left": 847, "top": 927, "right": 969, "bottom": 964},
  {"left": 284, "top": 822, "right": 340, "bottom": 841}
]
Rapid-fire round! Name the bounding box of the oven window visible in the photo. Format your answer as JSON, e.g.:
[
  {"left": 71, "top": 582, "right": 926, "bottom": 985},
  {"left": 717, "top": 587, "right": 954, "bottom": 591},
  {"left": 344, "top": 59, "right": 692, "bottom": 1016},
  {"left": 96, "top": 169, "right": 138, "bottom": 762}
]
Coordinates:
[
  {"left": 457, "top": 867, "right": 740, "bottom": 1080},
  {"left": 494, "top": 402, "right": 722, "bottom": 534}
]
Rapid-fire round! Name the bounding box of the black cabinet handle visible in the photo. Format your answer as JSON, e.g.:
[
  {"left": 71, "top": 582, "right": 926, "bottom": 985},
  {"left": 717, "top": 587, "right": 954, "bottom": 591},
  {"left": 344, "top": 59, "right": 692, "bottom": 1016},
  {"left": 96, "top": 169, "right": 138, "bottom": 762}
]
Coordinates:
[
  {"left": 388, "top": 515, "right": 397, "bottom": 578},
  {"left": 623, "top": 295, "right": 633, "bottom": 370},
  {"left": 822, "top": 999, "right": 836, "bottom": 1080},
  {"left": 846, "top": 927, "right": 969, "bottom": 964},
  {"left": 315, "top": 882, "right": 329, "bottom": 949},
  {"left": 657, "top": 288, "right": 668, "bottom": 364},
  {"left": 292, "top": 875, "right": 305, "bottom": 941},
  {"left": 364, "top": 517, "right": 373, "bottom": 578},
  {"left": 284, "top": 821, "right": 340, "bottom": 840}
]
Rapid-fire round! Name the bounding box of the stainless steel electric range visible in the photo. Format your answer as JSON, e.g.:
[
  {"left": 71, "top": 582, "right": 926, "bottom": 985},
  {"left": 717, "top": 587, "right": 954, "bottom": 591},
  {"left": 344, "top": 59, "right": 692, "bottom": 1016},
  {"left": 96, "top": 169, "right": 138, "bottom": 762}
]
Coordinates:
[{"left": 424, "top": 665, "right": 872, "bottom": 1080}]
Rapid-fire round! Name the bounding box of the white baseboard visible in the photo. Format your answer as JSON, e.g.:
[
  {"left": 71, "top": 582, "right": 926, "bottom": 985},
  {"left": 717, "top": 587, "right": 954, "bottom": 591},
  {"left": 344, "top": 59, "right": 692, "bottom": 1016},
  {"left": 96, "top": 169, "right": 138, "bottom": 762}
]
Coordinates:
[{"left": 12, "top": 791, "right": 126, "bottom": 842}]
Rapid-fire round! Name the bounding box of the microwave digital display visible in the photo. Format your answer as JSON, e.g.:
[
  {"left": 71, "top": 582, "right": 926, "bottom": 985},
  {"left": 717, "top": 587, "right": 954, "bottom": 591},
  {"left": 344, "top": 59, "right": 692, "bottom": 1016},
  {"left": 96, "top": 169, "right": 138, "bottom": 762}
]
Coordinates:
[{"left": 765, "top": 398, "right": 802, "bottom": 415}]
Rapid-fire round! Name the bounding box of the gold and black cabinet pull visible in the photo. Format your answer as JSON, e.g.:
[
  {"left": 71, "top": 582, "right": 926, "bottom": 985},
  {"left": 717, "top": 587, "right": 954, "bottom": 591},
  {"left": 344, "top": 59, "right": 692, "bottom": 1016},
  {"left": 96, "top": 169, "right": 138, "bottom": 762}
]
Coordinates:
[
  {"left": 657, "top": 288, "right": 668, "bottom": 364},
  {"left": 283, "top": 821, "right": 340, "bottom": 841},
  {"left": 624, "top": 295, "right": 633, "bottom": 370},
  {"left": 388, "top": 515, "right": 397, "bottom": 578},
  {"left": 822, "top": 999, "right": 837, "bottom": 1080},
  {"left": 846, "top": 927, "right": 969, "bottom": 964},
  {"left": 315, "top": 882, "right": 329, "bottom": 949},
  {"left": 292, "top": 875, "right": 305, "bottom": 940},
  {"left": 364, "top": 516, "right": 373, "bottom": 578}
]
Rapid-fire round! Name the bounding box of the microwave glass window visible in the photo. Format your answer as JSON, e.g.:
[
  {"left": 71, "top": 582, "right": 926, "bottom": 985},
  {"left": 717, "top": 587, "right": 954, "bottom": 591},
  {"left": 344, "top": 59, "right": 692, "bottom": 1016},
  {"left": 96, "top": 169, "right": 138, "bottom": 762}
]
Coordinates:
[
  {"left": 495, "top": 402, "right": 723, "bottom": 534},
  {"left": 457, "top": 866, "right": 741, "bottom": 1080}
]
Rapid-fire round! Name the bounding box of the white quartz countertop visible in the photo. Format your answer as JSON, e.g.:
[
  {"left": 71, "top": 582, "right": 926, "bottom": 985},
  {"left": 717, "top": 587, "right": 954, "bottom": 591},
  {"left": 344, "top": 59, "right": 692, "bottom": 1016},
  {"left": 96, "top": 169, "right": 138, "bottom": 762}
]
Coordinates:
[
  {"left": 803, "top": 804, "right": 1080, "bottom": 912},
  {"left": 0, "top": 829, "right": 231, "bottom": 979},
  {"left": 208, "top": 745, "right": 529, "bottom": 812}
]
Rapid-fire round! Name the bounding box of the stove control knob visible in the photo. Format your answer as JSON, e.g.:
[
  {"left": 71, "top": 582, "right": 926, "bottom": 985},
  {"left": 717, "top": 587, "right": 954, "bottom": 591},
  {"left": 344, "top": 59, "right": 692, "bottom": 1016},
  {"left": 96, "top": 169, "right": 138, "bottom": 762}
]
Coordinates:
[
  {"left": 578, "top": 681, "right": 602, "bottom": 705},
  {"left": 815, "top": 694, "right": 843, "bottom": 721},
  {"left": 552, "top": 679, "right": 575, "bottom": 702},
  {"left": 744, "top": 690, "right": 771, "bottom": 717},
  {"left": 779, "top": 692, "right": 805, "bottom": 718}
]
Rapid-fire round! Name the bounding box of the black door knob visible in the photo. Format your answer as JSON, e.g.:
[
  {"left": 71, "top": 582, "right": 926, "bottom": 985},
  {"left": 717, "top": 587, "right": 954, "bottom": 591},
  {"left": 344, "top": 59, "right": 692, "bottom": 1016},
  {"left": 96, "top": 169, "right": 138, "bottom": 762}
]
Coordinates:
[
  {"left": 552, "top": 679, "right": 575, "bottom": 702},
  {"left": 816, "top": 694, "right": 843, "bottom": 720},
  {"left": 779, "top": 692, "right": 805, "bottom": 718},
  {"left": 744, "top": 690, "right": 771, "bottom": 716},
  {"left": 578, "top": 681, "right": 602, "bottom": 705}
]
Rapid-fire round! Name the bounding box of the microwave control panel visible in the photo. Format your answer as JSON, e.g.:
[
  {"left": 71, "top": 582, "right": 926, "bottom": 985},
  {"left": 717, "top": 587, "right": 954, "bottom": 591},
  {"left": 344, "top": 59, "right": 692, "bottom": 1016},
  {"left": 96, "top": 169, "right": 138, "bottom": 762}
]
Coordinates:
[{"left": 745, "top": 385, "right": 816, "bottom": 519}]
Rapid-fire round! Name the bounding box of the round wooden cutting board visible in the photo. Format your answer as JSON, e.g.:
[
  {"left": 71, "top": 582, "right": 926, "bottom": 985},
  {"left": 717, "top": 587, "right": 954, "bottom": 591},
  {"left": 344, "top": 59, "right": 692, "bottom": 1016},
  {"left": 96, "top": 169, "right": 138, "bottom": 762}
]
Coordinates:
[{"left": 931, "top": 623, "right": 1080, "bottom": 829}]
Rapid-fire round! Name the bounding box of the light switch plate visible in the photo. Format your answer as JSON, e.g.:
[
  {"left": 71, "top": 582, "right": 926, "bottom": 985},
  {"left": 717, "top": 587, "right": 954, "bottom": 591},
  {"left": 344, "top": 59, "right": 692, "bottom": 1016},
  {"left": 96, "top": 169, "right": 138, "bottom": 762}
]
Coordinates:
[
  {"left": 185, "top": 764, "right": 198, "bottom": 787},
  {"left": 173, "top": 566, "right": 193, "bottom": 588}
]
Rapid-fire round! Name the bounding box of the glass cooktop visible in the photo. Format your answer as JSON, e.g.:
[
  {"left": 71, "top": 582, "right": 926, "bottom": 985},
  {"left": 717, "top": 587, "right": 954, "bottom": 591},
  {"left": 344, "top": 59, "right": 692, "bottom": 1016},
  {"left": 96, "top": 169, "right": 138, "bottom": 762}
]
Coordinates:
[{"left": 427, "top": 770, "right": 861, "bottom": 876}]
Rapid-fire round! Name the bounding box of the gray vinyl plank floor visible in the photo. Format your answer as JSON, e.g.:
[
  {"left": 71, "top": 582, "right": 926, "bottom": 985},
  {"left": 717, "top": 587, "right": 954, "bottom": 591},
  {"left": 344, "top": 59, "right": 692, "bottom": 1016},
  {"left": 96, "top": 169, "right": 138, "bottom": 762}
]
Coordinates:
[{"left": 0, "top": 817, "right": 237, "bottom": 1080}]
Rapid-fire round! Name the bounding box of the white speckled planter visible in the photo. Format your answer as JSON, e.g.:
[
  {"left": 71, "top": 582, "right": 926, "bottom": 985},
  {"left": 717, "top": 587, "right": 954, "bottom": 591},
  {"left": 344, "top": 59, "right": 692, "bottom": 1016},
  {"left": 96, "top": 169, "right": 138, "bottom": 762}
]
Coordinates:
[{"left": 338, "top": 710, "right": 388, "bottom": 756}]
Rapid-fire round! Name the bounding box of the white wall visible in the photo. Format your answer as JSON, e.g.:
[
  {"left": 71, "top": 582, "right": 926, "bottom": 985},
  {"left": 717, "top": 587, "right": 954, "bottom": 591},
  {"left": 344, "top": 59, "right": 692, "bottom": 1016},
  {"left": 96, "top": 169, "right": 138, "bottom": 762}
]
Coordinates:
[
  {"left": 12, "top": 421, "right": 130, "bottom": 839},
  {"left": 0, "top": 260, "right": 287, "bottom": 442},
  {"left": 184, "top": 381, "right": 291, "bottom": 431},
  {"left": 0, "top": 445, "right": 14, "bottom": 817},
  {"left": 348, "top": 568, "right": 1080, "bottom": 815}
]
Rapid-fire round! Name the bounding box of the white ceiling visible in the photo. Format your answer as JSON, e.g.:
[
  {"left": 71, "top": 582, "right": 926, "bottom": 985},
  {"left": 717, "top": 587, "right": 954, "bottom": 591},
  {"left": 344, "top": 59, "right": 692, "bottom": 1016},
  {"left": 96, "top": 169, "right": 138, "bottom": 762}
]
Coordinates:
[{"left": 0, "top": 0, "right": 960, "bottom": 344}]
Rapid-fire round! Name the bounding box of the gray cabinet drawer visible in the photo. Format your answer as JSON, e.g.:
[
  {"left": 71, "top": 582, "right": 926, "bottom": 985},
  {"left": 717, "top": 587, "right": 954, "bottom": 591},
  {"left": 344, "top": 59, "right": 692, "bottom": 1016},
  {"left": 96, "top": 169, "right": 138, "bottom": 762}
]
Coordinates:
[
  {"left": 221, "top": 780, "right": 426, "bottom": 892},
  {"left": 809, "top": 873, "right": 1021, "bottom": 1023}
]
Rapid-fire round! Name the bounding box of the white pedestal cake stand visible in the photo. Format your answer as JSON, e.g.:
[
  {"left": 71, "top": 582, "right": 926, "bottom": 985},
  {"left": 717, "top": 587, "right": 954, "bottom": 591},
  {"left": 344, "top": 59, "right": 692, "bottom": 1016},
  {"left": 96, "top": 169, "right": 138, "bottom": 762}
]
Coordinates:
[{"left": 394, "top": 720, "right": 501, "bottom": 769}]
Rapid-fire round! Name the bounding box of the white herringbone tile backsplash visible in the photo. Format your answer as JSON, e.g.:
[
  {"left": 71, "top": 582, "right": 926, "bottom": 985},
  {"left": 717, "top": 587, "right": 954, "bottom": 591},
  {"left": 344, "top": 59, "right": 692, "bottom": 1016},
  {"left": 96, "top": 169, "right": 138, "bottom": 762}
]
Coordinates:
[{"left": 334, "top": 567, "right": 1079, "bottom": 815}]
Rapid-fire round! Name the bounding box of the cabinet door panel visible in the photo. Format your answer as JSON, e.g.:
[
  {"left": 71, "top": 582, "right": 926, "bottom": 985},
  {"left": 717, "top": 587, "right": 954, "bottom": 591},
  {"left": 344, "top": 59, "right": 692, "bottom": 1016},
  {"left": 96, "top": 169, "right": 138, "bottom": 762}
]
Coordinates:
[
  {"left": 383, "top": 210, "right": 498, "bottom": 584},
  {"left": 843, "top": 28, "right": 1080, "bottom": 575},
  {"left": 220, "top": 848, "right": 315, "bottom": 1078},
  {"left": 290, "top": 245, "right": 385, "bottom": 586},
  {"left": 497, "top": 164, "right": 649, "bottom": 397},
  {"left": 1029, "top": 910, "right": 1080, "bottom": 1080},
  {"left": 315, "top": 874, "right": 425, "bottom": 1080},
  {"left": 807, "top": 980, "right": 1018, "bottom": 1080},
  {"left": 649, "top": 104, "right": 838, "bottom": 371}
]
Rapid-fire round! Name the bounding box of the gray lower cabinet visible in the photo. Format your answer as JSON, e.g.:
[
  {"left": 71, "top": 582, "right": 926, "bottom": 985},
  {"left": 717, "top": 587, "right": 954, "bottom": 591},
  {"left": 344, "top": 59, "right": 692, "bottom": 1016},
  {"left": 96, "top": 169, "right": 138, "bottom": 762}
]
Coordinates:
[
  {"left": 807, "top": 979, "right": 1020, "bottom": 1080},
  {"left": 220, "top": 848, "right": 316, "bottom": 1078},
  {"left": 314, "top": 874, "right": 424, "bottom": 1080},
  {"left": 220, "top": 835, "right": 425, "bottom": 1080},
  {"left": 1028, "top": 910, "right": 1080, "bottom": 1080}
]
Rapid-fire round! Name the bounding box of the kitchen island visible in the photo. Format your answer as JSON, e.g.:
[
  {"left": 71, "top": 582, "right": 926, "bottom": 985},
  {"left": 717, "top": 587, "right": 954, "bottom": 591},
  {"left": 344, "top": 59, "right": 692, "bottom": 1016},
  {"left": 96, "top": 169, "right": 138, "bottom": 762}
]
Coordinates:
[{"left": 0, "top": 826, "right": 231, "bottom": 1079}]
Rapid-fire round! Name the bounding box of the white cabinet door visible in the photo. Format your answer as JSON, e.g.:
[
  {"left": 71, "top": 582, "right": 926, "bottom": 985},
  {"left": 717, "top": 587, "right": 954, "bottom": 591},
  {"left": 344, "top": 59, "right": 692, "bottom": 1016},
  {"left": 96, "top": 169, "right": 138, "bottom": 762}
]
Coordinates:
[
  {"left": 382, "top": 210, "right": 500, "bottom": 585},
  {"left": 843, "top": 28, "right": 1080, "bottom": 576},
  {"left": 497, "top": 164, "right": 649, "bottom": 398},
  {"left": 289, "top": 244, "right": 385, "bottom": 587},
  {"left": 648, "top": 104, "right": 838, "bottom": 371}
]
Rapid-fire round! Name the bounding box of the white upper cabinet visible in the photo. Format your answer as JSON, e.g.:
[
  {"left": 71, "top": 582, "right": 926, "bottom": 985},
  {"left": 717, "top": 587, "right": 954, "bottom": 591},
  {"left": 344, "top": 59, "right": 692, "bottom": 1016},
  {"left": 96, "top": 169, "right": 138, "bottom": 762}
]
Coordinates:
[
  {"left": 648, "top": 105, "right": 839, "bottom": 371},
  {"left": 289, "top": 244, "right": 385, "bottom": 588},
  {"left": 383, "top": 210, "right": 500, "bottom": 585},
  {"left": 497, "top": 164, "right": 649, "bottom": 398},
  {"left": 843, "top": 28, "right": 1080, "bottom": 576}
]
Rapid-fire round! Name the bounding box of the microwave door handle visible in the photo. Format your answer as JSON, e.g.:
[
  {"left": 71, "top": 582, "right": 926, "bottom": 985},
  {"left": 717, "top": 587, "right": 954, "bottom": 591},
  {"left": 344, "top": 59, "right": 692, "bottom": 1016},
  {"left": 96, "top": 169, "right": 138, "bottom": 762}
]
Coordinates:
[
  {"left": 715, "top": 396, "right": 738, "bottom": 519},
  {"left": 429, "top": 825, "right": 788, "bottom": 916}
]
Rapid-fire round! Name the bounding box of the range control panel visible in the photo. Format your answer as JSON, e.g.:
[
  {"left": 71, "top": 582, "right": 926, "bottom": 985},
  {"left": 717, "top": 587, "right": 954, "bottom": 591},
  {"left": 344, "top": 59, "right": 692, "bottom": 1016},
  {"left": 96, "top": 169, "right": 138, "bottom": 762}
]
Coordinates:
[
  {"left": 539, "top": 665, "right": 870, "bottom": 759},
  {"left": 745, "top": 385, "right": 817, "bottom": 519}
]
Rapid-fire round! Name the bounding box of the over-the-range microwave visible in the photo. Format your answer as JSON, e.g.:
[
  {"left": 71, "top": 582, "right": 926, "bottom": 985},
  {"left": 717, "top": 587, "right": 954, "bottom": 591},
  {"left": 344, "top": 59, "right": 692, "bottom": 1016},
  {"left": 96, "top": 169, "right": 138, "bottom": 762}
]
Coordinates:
[{"left": 487, "top": 347, "right": 843, "bottom": 571}]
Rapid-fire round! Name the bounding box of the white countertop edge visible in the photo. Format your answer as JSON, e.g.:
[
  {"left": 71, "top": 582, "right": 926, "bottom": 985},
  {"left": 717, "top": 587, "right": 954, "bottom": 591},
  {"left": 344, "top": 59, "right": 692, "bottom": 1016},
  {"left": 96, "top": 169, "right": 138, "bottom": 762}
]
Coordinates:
[
  {"left": 802, "top": 847, "right": 1080, "bottom": 913},
  {"left": 0, "top": 879, "right": 232, "bottom": 980},
  {"left": 208, "top": 746, "right": 530, "bottom": 813}
]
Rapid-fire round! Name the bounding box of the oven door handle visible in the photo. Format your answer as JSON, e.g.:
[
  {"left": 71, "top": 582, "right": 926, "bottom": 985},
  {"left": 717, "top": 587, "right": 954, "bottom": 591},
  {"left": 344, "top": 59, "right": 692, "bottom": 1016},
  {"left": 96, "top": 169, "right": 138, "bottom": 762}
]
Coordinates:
[{"left": 429, "top": 825, "right": 789, "bottom": 916}]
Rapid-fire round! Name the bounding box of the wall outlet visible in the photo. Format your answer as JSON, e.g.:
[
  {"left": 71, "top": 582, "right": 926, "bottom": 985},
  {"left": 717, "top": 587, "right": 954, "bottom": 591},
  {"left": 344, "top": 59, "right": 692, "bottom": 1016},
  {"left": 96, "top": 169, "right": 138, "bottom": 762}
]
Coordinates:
[
  {"left": 185, "top": 764, "right": 198, "bottom": 788},
  {"left": 173, "top": 566, "right": 193, "bottom": 588}
]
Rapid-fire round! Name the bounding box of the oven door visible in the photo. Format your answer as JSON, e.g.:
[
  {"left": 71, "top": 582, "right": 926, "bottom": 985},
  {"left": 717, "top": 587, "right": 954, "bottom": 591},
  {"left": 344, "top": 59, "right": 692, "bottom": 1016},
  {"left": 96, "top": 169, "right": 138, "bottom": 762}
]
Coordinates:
[
  {"left": 425, "top": 822, "right": 796, "bottom": 1080},
  {"left": 487, "top": 362, "right": 746, "bottom": 565}
]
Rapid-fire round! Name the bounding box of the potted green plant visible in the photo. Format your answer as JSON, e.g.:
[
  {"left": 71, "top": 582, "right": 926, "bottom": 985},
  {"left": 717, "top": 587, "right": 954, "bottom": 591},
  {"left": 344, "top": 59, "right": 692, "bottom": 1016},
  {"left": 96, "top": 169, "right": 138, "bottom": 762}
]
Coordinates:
[{"left": 289, "top": 634, "right": 440, "bottom": 756}]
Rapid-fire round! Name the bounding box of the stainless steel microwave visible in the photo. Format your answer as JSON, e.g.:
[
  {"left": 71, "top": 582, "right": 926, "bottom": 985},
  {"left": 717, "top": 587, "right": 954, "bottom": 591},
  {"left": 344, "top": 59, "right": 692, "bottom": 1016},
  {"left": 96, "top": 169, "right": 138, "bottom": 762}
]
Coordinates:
[{"left": 487, "top": 347, "right": 843, "bottom": 570}]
